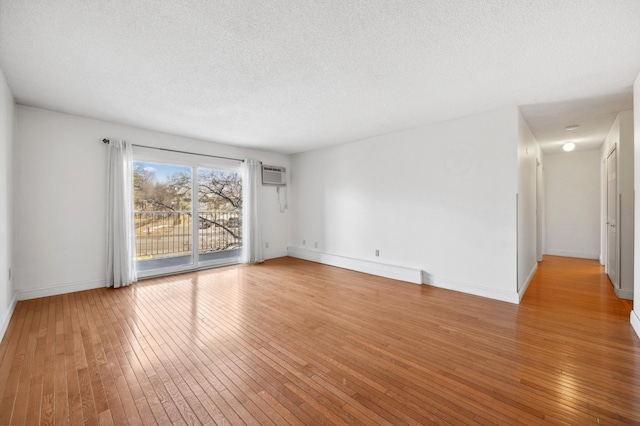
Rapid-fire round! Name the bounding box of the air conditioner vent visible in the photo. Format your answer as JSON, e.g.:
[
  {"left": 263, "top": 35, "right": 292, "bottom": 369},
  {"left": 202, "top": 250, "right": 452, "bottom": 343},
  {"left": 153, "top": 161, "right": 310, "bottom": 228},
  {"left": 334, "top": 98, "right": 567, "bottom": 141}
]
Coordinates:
[{"left": 262, "top": 165, "right": 286, "bottom": 186}]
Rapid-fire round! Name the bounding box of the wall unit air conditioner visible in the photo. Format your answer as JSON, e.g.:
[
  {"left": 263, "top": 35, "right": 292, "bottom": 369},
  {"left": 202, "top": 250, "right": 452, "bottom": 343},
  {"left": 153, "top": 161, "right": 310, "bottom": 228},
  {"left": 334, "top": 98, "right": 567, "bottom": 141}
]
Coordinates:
[{"left": 262, "top": 165, "right": 286, "bottom": 186}]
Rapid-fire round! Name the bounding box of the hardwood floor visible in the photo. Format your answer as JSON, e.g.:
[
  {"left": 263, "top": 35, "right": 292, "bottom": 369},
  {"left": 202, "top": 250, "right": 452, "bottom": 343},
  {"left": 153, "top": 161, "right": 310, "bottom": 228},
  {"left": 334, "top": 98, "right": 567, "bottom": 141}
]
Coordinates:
[{"left": 0, "top": 255, "right": 638, "bottom": 425}]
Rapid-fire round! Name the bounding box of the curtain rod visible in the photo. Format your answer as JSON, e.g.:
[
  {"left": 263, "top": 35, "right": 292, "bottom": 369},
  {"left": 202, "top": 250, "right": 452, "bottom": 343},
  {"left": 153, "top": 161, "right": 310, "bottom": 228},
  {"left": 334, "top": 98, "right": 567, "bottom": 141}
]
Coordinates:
[{"left": 102, "top": 138, "right": 244, "bottom": 163}]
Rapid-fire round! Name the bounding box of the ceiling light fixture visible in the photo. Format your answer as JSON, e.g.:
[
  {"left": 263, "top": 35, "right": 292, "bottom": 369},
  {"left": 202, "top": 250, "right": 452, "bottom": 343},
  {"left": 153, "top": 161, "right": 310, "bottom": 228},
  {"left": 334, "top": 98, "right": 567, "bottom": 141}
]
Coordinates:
[
  {"left": 565, "top": 124, "right": 579, "bottom": 131},
  {"left": 562, "top": 142, "right": 576, "bottom": 152}
]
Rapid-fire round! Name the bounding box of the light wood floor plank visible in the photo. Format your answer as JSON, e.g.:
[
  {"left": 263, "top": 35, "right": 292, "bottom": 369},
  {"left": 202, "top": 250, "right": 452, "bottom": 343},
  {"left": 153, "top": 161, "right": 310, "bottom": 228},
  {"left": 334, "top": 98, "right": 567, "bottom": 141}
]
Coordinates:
[{"left": 0, "top": 255, "right": 639, "bottom": 424}]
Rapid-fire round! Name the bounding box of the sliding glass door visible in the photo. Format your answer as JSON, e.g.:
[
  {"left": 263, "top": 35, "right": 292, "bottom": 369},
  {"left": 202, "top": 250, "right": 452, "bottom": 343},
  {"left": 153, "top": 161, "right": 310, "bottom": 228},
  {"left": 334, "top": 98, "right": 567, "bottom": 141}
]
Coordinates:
[
  {"left": 197, "top": 167, "right": 243, "bottom": 265},
  {"left": 132, "top": 152, "right": 242, "bottom": 277}
]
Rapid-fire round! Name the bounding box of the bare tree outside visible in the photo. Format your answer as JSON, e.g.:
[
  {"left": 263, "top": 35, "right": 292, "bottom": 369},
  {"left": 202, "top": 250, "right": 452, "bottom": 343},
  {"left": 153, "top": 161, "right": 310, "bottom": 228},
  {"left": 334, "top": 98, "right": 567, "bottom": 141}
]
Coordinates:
[
  {"left": 134, "top": 164, "right": 191, "bottom": 215},
  {"left": 197, "top": 169, "right": 242, "bottom": 242}
]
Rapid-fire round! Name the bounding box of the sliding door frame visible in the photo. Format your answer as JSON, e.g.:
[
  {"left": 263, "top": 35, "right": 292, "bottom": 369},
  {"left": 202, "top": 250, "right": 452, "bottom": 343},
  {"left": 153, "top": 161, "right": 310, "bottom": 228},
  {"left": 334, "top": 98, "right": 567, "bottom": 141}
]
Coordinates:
[{"left": 133, "top": 146, "right": 243, "bottom": 279}]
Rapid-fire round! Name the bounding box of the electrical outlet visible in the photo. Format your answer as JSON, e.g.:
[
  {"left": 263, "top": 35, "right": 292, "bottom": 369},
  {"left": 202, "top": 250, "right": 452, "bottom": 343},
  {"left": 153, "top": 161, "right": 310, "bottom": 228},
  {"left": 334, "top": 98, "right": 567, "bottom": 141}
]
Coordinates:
[
  {"left": 375, "top": 249, "right": 380, "bottom": 257},
  {"left": 314, "top": 242, "right": 318, "bottom": 248},
  {"left": 265, "top": 242, "right": 269, "bottom": 248}
]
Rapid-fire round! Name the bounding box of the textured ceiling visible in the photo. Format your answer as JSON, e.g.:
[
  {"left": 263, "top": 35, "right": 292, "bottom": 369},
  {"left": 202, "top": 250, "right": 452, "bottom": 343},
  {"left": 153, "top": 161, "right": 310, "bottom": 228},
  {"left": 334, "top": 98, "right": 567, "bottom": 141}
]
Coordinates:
[{"left": 1, "top": 1, "right": 639, "bottom": 154}]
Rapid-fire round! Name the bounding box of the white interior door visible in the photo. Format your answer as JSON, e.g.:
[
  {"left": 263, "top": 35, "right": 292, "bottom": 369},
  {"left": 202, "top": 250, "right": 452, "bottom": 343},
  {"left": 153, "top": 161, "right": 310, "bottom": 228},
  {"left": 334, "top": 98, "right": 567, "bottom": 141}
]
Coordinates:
[{"left": 606, "top": 147, "right": 618, "bottom": 287}]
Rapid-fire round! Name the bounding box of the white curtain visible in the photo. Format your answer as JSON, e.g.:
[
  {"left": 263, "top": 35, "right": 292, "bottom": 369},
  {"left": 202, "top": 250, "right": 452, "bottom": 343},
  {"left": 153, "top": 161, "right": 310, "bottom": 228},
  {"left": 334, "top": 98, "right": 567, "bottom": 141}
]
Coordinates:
[
  {"left": 106, "top": 139, "right": 138, "bottom": 287},
  {"left": 240, "top": 159, "right": 264, "bottom": 264}
]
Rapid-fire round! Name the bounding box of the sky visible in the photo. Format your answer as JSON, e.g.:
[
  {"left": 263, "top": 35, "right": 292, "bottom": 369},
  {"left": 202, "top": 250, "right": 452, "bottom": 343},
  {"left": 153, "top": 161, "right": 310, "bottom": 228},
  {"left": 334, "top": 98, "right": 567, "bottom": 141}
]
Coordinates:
[{"left": 134, "top": 161, "right": 190, "bottom": 183}]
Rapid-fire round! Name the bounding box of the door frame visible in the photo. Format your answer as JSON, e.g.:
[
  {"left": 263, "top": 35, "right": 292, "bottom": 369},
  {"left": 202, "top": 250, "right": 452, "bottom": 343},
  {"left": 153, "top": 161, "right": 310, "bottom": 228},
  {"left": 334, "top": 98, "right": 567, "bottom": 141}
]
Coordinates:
[
  {"left": 604, "top": 143, "right": 618, "bottom": 288},
  {"left": 536, "top": 158, "right": 543, "bottom": 262},
  {"left": 133, "top": 146, "right": 243, "bottom": 279}
]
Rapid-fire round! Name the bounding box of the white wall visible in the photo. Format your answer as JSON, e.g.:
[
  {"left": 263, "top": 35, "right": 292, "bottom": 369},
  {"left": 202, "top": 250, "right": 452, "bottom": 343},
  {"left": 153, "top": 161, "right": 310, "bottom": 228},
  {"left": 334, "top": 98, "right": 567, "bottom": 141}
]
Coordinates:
[
  {"left": 632, "top": 75, "right": 640, "bottom": 339},
  {"left": 290, "top": 107, "right": 521, "bottom": 302},
  {"left": 517, "top": 111, "right": 539, "bottom": 295},
  {"left": 14, "top": 106, "right": 291, "bottom": 300},
  {"left": 0, "top": 67, "right": 16, "bottom": 341},
  {"left": 601, "top": 110, "right": 634, "bottom": 299},
  {"left": 544, "top": 150, "right": 600, "bottom": 259}
]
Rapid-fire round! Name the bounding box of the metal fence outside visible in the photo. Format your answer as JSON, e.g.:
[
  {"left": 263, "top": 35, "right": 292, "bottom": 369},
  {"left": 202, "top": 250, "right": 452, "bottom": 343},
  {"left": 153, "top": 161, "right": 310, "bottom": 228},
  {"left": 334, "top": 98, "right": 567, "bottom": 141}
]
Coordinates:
[{"left": 135, "top": 210, "right": 242, "bottom": 260}]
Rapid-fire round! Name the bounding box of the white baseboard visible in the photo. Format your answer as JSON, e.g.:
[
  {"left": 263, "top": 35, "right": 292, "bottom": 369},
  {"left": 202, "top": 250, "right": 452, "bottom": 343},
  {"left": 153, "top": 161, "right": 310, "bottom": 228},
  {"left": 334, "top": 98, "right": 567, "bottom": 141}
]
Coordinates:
[
  {"left": 287, "top": 246, "right": 523, "bottom": 303},
  {"left": 518, "top": 263, "right": 538, "bottom": 302},
  {"left": 615, "top": 287, "right": 634, "bottom": 300},
  {"left": 17, "top": 279, "right": 106, "bottom": 301},
  {"left": 421, "top": 272, "right": 520, "bottom": 304},
  {"left": 287, "top": 246, "right": 422, "bottom": 284},
  {"left": 544, "top": 250, "right": 599, "bottom": 260},
  {"left": 265, "top": 251, "right": 289, "bottom": 260},
  {"left": 631, "top": 310, "right": 640, "bottom": 341},
  {"left": 0, "top": 291, "right": 18, "bottom": 344}
]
